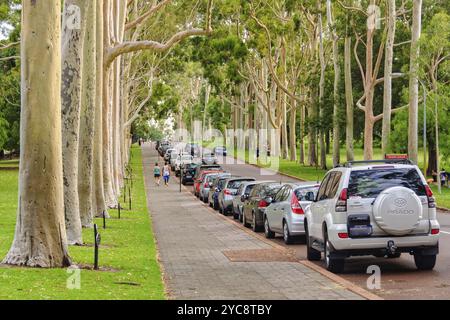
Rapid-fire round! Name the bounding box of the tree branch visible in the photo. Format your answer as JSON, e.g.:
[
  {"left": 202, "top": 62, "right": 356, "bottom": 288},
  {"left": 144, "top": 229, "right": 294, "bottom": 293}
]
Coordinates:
[{"left": 125, "top": 0, "right": 171, "bottom": 31}]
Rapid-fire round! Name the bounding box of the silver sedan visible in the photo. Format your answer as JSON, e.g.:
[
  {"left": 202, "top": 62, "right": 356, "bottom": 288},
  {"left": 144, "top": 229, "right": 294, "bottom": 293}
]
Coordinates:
[{"left": 264, "top": 184, "right": 319, "bottom": 244}]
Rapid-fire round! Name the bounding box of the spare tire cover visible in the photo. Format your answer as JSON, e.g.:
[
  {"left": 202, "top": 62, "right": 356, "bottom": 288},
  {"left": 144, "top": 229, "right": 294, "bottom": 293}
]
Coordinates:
[{"left": 372, "top": 186, "right": 423, "bottom": 236}]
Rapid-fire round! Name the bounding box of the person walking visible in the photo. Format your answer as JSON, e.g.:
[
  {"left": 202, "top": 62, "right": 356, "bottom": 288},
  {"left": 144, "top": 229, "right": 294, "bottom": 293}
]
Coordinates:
[
  {"left": 153, "top": 163, "right": 161, "bottom": 186},
  {"left": 163, "top": 162, "right": 171, "bottom": 186}
]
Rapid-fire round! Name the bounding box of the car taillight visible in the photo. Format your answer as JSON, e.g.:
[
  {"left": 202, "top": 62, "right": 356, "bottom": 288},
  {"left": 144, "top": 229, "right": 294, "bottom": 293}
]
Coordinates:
[
  {"left": 431, "top": 228, "right": 439, "bottom": 235},
  {"left": 224, "top": 189, "right": 231, "bottom": 195},
  {"left": 258, "top": 200, "right": 268, "bottom": 208},
  {"left": 338, "top": 232, "right": 349, "bottom": 239},
  {"left": 291, "top": 194, "right": 304, "bottom": 214},
  {"left": 425, "top": 185, "right": 436, "bottom": 208},
  {"left": 335, "top": 188, "right": 348, "bottom": 212}
]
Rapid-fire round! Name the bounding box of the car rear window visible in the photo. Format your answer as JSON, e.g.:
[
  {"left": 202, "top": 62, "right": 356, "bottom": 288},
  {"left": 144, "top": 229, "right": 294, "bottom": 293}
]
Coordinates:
[
  {"left": 228, "top": 179, "right": 254, "bottom": 189},
  {"left": 261, "top": 184, "right": 281, "bottom": 197},
  {"left": 294, "top": 187, "right": 319, "bottom": 201},
  {"left": 348, "top": 168, "right": 426, "bottom": 198}
]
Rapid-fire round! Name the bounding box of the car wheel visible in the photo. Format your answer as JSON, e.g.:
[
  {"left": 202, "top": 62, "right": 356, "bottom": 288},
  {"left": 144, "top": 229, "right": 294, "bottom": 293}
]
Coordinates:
[
  {"left": 264, "top": 217, "right": 275, "bottom": 239},
  {"left": 243, "top": 211, "right": 250, "bottom": 228},
  {"left": 252, "top": 212, "right": 262, "bottom": 232},
  {"left": 283, "top": 221, "right": 294, "bottom": 244},
  {"left": 324, "top": 231, "right": 345, "bottom": 273},
  {"left": 233, "top": 207, "right": 239, "bottom": 220},
  {"left": 414, "top": 253, "right": 436, "bottom": 270}
]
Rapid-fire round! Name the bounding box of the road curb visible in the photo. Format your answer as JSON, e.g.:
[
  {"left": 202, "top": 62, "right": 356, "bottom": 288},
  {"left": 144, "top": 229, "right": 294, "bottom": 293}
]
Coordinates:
[{"left": 179, "top": 178, "right": 383, "bottom": 301}]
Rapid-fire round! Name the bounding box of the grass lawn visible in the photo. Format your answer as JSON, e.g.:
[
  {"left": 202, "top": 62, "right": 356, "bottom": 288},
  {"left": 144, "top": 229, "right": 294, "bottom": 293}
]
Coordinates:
[{"left": 0, "top": 146, "right": 165, "bottom": 299}]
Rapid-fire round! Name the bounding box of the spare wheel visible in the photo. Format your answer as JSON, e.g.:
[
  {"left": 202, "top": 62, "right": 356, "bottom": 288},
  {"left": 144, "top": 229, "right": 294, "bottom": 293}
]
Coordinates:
[{"left": 372, "top": 186, "right": 423, "bottom": 236}]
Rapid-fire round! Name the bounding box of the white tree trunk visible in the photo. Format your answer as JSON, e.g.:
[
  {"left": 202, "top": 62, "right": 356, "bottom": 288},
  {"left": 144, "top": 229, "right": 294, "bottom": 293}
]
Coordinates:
[
  {"left": 78, "top": 0, "right": 96, "bottom": 228},
  {"left": 92, "top": 0, "right": 107, "bottom": 216},
  {"left": 408, "top": 0, "right": 422, "bottom": 164},
  {"left": 382, "top": 0, "right": 396, "bottom": 156},
  {"left": 3, "top": 0, "right": 71, "bottom": 267},
  {"left": 327, "top": 0, "right": 341, "bottom": 167},
  {"left": 344, "top": 36, "right": 354, "bottom": 161},
  {"left": 61, "top": 0, "right": 88, "bottom": 245}
]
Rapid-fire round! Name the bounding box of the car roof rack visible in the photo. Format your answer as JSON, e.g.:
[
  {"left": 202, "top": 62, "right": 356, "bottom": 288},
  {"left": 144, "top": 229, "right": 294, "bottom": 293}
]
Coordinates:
[{"left": 335, "top": 159, "right": 414, "bottom": 168}]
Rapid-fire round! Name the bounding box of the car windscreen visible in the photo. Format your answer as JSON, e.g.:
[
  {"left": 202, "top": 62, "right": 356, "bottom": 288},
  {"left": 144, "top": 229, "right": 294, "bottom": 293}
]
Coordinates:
[
  {"left": 348, "top": 168, "right": 426, "bottom": 198},
  {"left": 294, "top": 187, "right": 319, "bottom": 201}
]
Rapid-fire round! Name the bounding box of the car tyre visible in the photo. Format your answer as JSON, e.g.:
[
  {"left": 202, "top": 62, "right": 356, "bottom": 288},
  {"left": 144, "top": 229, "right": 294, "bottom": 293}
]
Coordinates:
[
  {"left": 324, "top": 231, "right": 345, "bottom": 273},
  {"left": 252, "top": 212, "right": 262, "bottom": 232},
  {"left": 414, "top": 253, "right": 436, "bottom": 270},
  {"left": 264, "top": 217, "right": 275, "bottom": 239},
  {"left": 243, "top": 211, "right": 250, "bottom": 228},
  {"left": 283, "top": 221, "right": 294, "bottom": 244}
]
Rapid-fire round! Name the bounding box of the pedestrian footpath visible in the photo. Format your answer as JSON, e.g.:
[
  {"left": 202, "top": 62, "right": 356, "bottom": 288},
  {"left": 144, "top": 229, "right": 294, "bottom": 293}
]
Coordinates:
[{"left": 142, "top": 143, "right": 364, "bottom": 300}]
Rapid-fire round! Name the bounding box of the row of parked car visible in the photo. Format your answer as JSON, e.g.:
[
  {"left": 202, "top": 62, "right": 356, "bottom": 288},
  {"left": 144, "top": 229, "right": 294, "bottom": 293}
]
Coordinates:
[
  {"left": 156, "top": 141, "right": 441, "bottom": 274},
  {"left": 189, "top": 163, "right": 321, "bottom": 247}
]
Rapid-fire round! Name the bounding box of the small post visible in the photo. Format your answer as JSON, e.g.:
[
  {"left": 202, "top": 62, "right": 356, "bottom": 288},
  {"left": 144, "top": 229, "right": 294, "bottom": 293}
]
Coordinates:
[
  {"left": 94, "top": 224, "right": 101, "bottom": 270},
  {"left": 118, "top": 202, "right": 121, "bottom": 219},
  {"left": 128, "top": 186, "right": 132, "bottom": 210},
  {"left": 179, "top": 166, "right": 182, "bottom": 193},
  {"left": 102, "top": 210, "right": 106, "bottom": 229},
  {"left": 123, "top": 185, "right": 127, "bottom": 203}
]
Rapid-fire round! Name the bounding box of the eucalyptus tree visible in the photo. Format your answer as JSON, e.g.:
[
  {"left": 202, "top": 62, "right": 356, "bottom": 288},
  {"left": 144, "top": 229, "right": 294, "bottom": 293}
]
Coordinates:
[{"left": 3, "top": 0, "right": 71, "bottom": 267}]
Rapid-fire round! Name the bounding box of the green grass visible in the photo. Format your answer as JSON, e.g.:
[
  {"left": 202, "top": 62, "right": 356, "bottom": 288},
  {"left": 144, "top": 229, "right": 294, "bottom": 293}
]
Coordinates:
[{"left": 0, "top": 146, "right": 165, "bottom": 299}]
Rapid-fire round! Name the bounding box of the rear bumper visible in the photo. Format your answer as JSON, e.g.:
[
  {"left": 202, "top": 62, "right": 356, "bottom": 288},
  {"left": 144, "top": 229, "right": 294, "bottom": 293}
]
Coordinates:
[
  {"left": 328, "top": 224, "right": 440, "bottom": 252},
  {"left": 330, "top": 244, "right": 439, "bottom": 259}
]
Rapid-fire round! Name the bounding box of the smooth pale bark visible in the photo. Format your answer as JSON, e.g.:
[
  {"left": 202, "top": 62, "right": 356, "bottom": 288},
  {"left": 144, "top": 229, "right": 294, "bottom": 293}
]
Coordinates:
[
  {"left": 344, "top": 36, "right": 354, "bottom": 161},
  {"left": 362, "top": 0, "right": 377, "bottom": 160},
  {"left": 102, "top": 0, "right": 117, "bottom": 209},
  {"left": 289, "top": 98, "right": 297, "bottom": 162},
  {"left": 327, "top": 0, "right": 340, "bottom": 167},
  {"left": 3, "top": 0, "right": 71, "bottom": 267},
  {"left": 408, "top": 0, "right": 422, "bottom": 164},
  {"left": 318, "top": 13, "right": 327, "bottom": 169},
  {"left": 93, "top": 0, "right": 107, "bottom": 216},
  {"left": 280, "top": 38, "right": 289, "bottom": 160},
  {"left": 61, "top": 0, "right": 88, "bottom": 245},
  {"left": 299, "top": 104, "right": 305, "bottom": 164},
  {"left": 78, "top": 0, "right": 96, "bottom": 228},
  {"left": 382, "top": 0, "right": 396, "bottom": 156}
]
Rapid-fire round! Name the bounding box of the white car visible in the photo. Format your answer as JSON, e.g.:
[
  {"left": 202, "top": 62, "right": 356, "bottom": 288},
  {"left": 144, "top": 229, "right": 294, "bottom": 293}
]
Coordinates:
[
  {"left": 305, "top": 159, "right": 440, "bottom": 273},
  {"left": 174, "top": 154, "right": 194, "bottom": 176},
  {"left": 264, "top": 184, "right": 319, "bottom": 244}
]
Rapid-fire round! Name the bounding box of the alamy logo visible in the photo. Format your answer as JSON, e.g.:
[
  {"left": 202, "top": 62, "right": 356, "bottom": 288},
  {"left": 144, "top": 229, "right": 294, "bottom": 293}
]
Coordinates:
[
  {"left": 65, "top": 4, "right": 81, "bottom": 30},
  {"left": 66, "top": 266, "right": 81, "bottom": 290},
  {"left": 367, "top": 5, "right": 381, "bottom": 30},
  {"left": 366, "top": 265, "right": 381, "bottom": 290}
]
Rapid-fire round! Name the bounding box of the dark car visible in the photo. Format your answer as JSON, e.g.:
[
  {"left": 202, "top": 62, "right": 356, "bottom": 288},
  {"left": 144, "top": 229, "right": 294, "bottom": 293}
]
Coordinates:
[
  {"left": 213, "top": 146, "right": 227, "bottom": 156},
  {"left": 181, "top": 163, "right": 199, "bottom": 185},
  {"left": 242, "top": 182, "right": 281, "bottom": 232}
]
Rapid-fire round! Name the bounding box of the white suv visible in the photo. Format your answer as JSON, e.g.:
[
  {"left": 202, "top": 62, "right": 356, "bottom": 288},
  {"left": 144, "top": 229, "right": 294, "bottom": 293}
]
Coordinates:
[{"left": 304, "top": 160, "right": 440, "bottom": 273}]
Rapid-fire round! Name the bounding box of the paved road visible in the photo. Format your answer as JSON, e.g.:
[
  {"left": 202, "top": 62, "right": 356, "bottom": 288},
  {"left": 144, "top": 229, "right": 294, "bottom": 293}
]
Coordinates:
[
  {"left": 142, "top": 143, "right": 364, "bottom": 300},
  {"left": 210, "top": 152, "right": 450, "bottom": 299}
]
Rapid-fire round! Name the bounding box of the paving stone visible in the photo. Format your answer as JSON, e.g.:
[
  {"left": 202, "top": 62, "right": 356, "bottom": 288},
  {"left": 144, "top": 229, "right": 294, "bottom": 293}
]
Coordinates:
[{"left": 142, "top": 143, "right": 364, "bottom": 300}]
